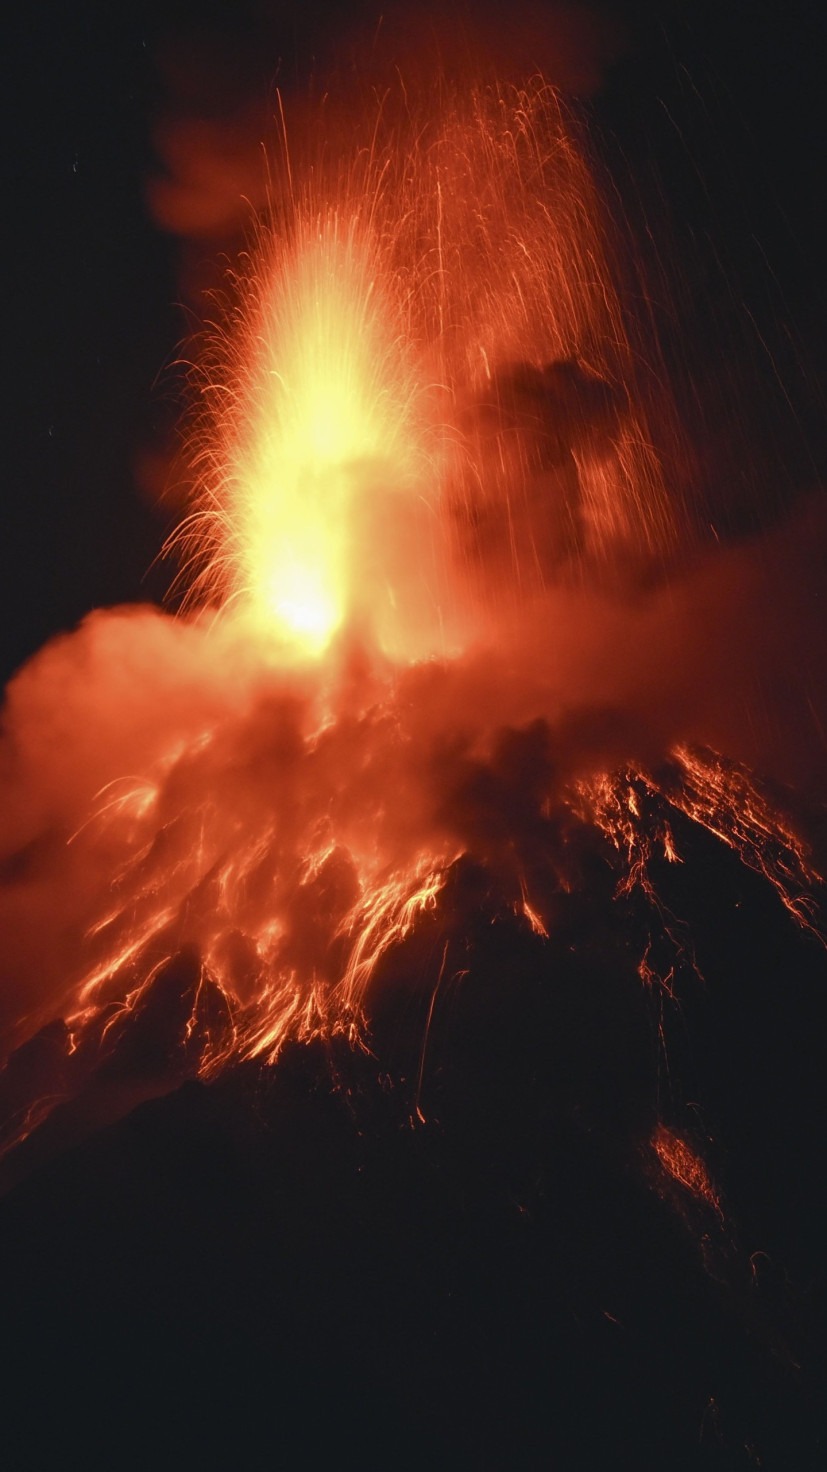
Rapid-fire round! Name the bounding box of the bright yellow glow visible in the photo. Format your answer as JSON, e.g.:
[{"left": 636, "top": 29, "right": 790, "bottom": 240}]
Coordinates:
[
  {"left": 224, "top": 217, "right": 423, "bottom": 657},
  {"left": 181, "top": 83, "right": 680, "bottom": 666}
]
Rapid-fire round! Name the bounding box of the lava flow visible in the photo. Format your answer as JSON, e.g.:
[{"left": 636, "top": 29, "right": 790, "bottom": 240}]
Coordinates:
[{"left": 0, "top": 76, "right": 822, "bottom": 1236}]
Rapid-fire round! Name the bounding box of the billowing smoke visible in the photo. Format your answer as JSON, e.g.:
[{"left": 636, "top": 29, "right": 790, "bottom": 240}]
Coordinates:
[{"left": 2, "top": 483, "right": 824, "bottom": 1041}]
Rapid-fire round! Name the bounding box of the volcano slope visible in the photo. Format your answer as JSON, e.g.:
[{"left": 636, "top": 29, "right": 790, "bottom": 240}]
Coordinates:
[{"left": 1, "top": 767, "right": 825, "bottom": 1471}]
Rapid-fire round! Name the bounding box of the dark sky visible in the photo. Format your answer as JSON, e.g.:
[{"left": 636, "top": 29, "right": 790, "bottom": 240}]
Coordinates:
[{"left": 3, "top": 0, "right": 825, "bottom": 685}]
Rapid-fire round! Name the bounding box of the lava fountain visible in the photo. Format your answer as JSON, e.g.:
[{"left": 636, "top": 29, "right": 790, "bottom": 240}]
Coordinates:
[
  {"left": 0, "top": 77, "right": 822, "bottom": 1236},
  {"left": 177, "top": 80, "right": 682, "bottom": 657}
]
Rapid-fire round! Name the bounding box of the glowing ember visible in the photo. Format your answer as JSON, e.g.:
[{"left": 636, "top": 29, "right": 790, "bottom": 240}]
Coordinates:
[{"left": 652, "top": 1123, "right": 723, "bottom": 1218}]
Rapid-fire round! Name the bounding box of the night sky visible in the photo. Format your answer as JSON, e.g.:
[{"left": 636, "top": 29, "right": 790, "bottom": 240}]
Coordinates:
[{"left": 2, "top": 4, "right": 826, "bottom": 1468}]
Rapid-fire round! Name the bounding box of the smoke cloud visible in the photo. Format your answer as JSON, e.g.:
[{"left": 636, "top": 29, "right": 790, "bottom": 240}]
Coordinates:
[{"left": 2, "top": 488, "right": 824, "bottom": 1053}]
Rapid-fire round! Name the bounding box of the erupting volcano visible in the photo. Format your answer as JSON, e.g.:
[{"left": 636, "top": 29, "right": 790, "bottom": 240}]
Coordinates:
[{"left": 2, "top": 34, "right": 825, "bottom": 1472}]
